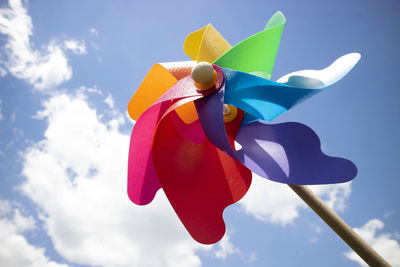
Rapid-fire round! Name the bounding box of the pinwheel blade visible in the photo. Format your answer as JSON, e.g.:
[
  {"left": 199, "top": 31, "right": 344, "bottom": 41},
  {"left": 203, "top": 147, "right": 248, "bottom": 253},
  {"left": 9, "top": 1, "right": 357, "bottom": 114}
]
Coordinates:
[
  {"left": 235, "top": 121, "right": 358, "bottom": 184},
  {"left": 128, "top": 64, "right": 178, "bottom": 121},
  {"left": 223, "top": 68, "right": 321, "bottom": 122},
  {"left": 184, "top": 24, "right": 232, "bottom": 63},
  {"left": 277, "top": 53, "right": 361, "bottom": 88},
  {"left": 195, "top": 84, "right": 357, "bottom": 185},
  {"left": 213, "top": 11, "right": 286, "bottom": 79},
  {"left": 127, "top": 73, "right": 214, "bottom": 205},
  {"left": 152, "top": 110, "right": 251, "bottom": 244}
]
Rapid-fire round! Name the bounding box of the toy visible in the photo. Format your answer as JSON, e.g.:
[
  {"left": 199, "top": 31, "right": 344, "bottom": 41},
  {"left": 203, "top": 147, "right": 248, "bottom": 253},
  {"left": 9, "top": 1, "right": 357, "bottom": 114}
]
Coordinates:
[{"left": 127, "top": 12, "right": 389, "bottom": 266}]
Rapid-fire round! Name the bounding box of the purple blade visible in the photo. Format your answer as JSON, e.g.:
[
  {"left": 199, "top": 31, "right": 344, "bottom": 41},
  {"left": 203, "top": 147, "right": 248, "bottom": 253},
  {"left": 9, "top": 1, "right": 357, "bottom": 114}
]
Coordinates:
[
  {"left": 235, "top": 121, "right": 357, "bottom": 184},
  {"left": 195, "top": 83, "right": 357, "bottom": 185},
  {"left": 194, "top": 86, "right": 239, "bottom": 161}
]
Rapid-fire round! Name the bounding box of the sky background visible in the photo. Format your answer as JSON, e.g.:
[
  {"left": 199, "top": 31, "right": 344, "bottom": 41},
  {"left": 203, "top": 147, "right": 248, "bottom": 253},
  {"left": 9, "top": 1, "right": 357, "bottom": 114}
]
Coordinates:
[{"left": 0, "top": 0, "right": 399, "bottom": 266}]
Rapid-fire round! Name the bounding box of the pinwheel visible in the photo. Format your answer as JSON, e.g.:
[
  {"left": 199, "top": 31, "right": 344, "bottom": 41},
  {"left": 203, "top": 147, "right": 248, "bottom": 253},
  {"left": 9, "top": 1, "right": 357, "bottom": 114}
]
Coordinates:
[{"left": 127, "top": 12, "right": 389, "bottom": 266}]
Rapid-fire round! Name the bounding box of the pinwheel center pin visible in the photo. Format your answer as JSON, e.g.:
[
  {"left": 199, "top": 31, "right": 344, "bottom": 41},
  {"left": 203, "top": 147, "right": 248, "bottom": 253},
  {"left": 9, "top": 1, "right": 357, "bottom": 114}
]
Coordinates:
[
  {"left": 191, "top": 62, "right": 218, "bottom": 91},
  {"left": 223, "top": 104, "right": 238, "bottom": 123}
]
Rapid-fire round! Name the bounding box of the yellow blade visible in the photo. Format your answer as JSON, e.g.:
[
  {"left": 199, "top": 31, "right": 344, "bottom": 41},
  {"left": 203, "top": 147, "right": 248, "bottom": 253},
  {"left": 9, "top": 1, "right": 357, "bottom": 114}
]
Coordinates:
[{"left": 184, "top": 24, "right": 232, "bottom": 63}]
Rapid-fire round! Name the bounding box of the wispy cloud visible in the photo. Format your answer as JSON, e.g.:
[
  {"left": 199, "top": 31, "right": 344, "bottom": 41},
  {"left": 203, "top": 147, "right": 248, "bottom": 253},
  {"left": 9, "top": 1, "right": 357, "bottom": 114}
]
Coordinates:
[
  {"left": 64, "top": 40, "right": 86, "bottom": 55},
  {"left": 212, "top": 230, "right": 257, "bottom": 264},
  {"left": 214, "top": 234, "right": 240, "bottom": 260},
  {"left": 246, "top": 251, "right": 257, "bottom": 264},
  {"left": 384, "top": 210, "right": 395, "bottom": 219},
  {"left": 0, "top": 200, "right": 12, "bottom": 216},
  {"left": 0, "top": 67, "right": 6, "bottom": 77},
  {"left": 0, "top": 99, "right": 3, "bottom": 120},
  {"left": 0, "top": 0, "right": 85, "bottom": 91},
  {"left": 310, "top": 183, "right": 352, "bottom": 212},
  {"left": 104, "top": 93, "right": 115, "bottom": 109},
  {"left": 345, "top": 219, "right": 400, "bottom": 266},
  {"left": 89, "top": 28, "right": 99, "bottom": 37}
]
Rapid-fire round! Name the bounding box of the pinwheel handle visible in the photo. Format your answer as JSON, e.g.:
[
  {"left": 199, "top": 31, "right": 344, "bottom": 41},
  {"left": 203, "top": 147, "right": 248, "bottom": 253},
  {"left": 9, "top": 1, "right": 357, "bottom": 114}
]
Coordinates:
[{"left": 289, "top": 185, "right": 391, "bottom": 267}]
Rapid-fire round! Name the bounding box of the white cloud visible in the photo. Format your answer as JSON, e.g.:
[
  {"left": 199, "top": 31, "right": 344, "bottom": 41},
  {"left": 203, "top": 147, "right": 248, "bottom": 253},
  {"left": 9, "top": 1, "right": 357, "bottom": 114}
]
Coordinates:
[
  {"left": 101, "top": 93, "right": 125, "bottom": 129},
  {"left": 0, "top": 204, "right": 67, "bottom": 267},
  {"left": 12, "top": 209, "right": 36, "bottom": 232},
  {"left": 310, "top": 183, "right": 352, "bottom": 212},
  {"left": 213, "top": 232, "right": 258, "bottom": 264},
  {"left": 90, "top": 41, "right": 99, "bottom": 51},
  {"left": 0, "top": 66, "right": 6, "bottom": 77},
  {"left": 245, "top": 251, "right": 257, "bottom": 264},
  {"left": 77, "top": 85, "right": 102, "bottom": 95},
  {"left": 0, "top": 200, "right": 12, "bottom": 216},
  {"left": 394, "top": 231, "right": 400, "bottom": 241},
  {"left": 238, "top": 175, "right": 352, "bottom": 226},
  {"left": 89, "top": 28, "right": 99, "bottom": 37},
  {"left": 384, "top": 210, "right": 395, "bottom": 219},
  {"left": 0, "top": 0, "right": 85, "bottom": 91},
  {"left": 20, "top": 91, "right": 213, "bottom": 267},
  {"left": 214, "top": 234, "right": 240, "bottom": 260},
  {"left": 104, "top": 93, "right": 114, "bottom": 109},
  {"left": 311, "top": 224, "right": 322, "bottom": 234},
  {"left": 0, "top": 99, "right": 3, "bottom": 120},
  {"left": 64, "top": 40, "right": 86, "bottom": 55},
  {"left": 239, "top": 176, "right": 302, "bottom": 225},
  {"left": 345, "top": 219, "right": 400, "bottom": 266}
]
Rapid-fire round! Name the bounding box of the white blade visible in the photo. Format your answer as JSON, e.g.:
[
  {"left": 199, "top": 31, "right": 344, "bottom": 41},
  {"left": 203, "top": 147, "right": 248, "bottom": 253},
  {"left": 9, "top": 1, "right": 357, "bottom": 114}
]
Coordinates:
[{"left": 276, "top": 53, "right": 361, "bottom": 89}]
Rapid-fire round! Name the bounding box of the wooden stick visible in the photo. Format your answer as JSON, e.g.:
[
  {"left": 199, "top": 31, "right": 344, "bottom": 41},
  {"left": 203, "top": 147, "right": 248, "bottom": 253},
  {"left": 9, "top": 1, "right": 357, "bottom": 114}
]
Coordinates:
[{"left": 288, "top": 184, "right": 391, "bottom": 267}]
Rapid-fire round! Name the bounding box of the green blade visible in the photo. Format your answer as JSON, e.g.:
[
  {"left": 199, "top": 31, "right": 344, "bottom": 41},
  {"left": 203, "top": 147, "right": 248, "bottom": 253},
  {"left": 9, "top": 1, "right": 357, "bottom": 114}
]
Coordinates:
[{"left": 213, "top": 11, "right": 286, "bottom": 79}]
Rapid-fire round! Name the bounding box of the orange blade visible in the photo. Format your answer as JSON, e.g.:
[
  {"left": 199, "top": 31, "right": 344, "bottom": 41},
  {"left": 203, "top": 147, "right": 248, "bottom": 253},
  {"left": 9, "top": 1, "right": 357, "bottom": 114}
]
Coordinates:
[{"left": 128, "top": 64, "right": 178, "bottom": 121}]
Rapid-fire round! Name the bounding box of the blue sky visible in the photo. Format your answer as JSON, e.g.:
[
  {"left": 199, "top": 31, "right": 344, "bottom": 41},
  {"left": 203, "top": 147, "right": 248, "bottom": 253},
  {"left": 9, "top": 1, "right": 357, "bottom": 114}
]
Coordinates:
[{"left": 0, "top": 0, "right": 399, "bottom": 266}]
